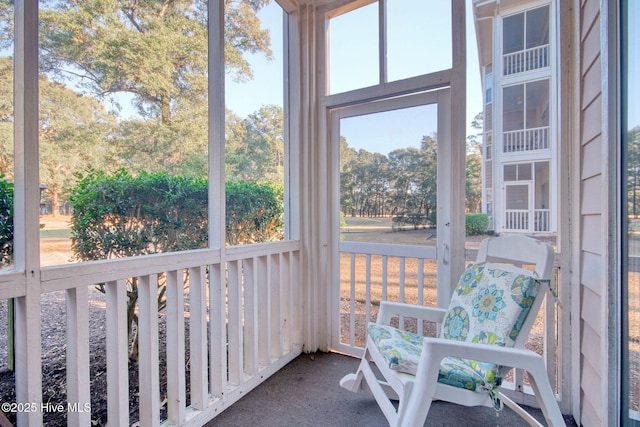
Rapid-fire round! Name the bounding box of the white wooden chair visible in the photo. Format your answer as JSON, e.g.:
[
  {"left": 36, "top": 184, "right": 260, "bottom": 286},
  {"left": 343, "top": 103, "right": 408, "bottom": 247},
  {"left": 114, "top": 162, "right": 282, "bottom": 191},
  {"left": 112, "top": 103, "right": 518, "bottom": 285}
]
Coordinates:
[{"left": 339, "top": 235, "right": 565, "bottom": 427}]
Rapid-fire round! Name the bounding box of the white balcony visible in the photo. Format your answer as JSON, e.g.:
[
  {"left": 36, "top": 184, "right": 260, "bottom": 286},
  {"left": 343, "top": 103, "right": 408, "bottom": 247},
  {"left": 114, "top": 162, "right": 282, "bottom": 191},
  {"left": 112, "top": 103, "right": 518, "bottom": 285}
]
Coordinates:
[{"left": 503, "top": 45, "right": 550, "bottom": 76}]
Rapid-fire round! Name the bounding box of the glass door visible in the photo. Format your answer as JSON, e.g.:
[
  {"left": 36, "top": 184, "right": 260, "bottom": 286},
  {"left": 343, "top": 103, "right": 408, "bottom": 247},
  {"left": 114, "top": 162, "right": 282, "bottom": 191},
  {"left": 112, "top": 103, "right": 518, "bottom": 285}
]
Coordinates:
[
  {"left": 504, "top": 183, "right": 531, "bottom": 232},
  {"left": 330, "top": 89, "right": 456, "bottom": 355}
]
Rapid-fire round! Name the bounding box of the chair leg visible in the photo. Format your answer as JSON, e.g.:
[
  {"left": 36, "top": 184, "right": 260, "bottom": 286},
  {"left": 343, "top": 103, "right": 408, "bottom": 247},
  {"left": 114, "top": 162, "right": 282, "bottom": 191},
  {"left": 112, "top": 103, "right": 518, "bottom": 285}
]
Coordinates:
[
  {"left": 526, "top": 360, "right": 566, "bottom": 427},
  {"left": 499, "top": 392, "right": 545, "bottom": 427}
]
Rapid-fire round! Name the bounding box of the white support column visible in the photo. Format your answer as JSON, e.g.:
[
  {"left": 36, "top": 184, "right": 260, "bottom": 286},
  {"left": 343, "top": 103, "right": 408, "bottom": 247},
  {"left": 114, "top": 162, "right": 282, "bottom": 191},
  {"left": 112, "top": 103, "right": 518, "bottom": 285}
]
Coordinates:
[
  {"left": 208, "top": 0, "right": 227, "bottom": 401},
  {"left": 13, "top": 0, "right": 42, "bottom": 424}
]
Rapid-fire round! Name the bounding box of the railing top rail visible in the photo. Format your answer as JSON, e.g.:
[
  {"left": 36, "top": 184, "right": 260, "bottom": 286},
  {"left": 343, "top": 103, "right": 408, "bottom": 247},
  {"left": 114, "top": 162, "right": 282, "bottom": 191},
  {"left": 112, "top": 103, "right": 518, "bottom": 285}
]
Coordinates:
[
  {"left": 503, "top": 126, "right": 549, "bottom": 133},
  {"left": 339, "top": 241, "right": 437, "bottom": 259},
  {"left": 38, "top": 240, "right": 300, "bottom": 293},
  {"left": 503, "top": 43, "right": 549, "bottom": 57}
]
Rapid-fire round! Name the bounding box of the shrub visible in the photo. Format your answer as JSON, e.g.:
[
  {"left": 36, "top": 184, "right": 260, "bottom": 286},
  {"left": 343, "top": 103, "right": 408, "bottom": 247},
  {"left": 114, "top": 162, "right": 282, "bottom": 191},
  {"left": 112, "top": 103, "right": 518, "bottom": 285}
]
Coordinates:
[
  {"left": 465, "top": 213, "right": 489, "bottom": 236},
  {"left": 69, "top": 169, "right": 284, "bottom": 359},
  {"left": 0, "top": 178, "right": 13, "bottom": 266},
  {"left": 226, "top": 180, "right": 284, "bottom": 245}
]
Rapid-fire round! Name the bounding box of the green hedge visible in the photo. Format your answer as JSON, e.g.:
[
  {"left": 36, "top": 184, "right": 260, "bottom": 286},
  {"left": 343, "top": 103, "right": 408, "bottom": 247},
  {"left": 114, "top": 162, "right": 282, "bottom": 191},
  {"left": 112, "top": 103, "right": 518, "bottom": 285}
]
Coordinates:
[
  {"left": 69, "top": 169, "right": 284, "bottom": 359},
  {"left": 69, "top": 169, "right": 284, "bottom": 260},
  {"left": 0, "top": 178, "right": 13, "bottom": 266},
  {"left": 465, "top": 213, "right": 489, "bottom": 236}
]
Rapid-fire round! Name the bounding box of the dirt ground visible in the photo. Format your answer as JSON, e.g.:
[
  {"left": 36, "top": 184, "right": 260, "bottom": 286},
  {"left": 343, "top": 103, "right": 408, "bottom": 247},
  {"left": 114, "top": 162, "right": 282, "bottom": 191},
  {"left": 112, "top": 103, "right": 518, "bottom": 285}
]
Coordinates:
[{"left": 0, "top": 215, "right": 565, "bottom": 425}]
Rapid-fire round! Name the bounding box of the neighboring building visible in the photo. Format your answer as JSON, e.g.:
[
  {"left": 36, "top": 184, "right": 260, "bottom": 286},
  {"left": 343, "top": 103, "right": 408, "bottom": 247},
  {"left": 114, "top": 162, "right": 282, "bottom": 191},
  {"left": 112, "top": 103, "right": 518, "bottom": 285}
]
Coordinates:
[{"left": 475, "top": 0, "right": 557, "bottom": 235}]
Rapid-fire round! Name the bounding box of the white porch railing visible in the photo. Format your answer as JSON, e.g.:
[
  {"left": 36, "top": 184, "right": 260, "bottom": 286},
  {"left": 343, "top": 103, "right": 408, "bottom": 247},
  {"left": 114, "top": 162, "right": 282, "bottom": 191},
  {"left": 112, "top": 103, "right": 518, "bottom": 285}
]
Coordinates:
[
  {"left": 5, "top": 240, "right": 301, "bottom": 426},
  {"left": 503, "top": 127, "right": 550, "bottom": 153},
  {"left": 337, "top": 240, "right": 562, "bottom": 408},
  {"left": 503, "top": 44, "right": 549, "bottom": 75},
  {"left": 505, "top": 210, "right": 529, "bottom": 231},
  {"left": 335, "top": 241, "right": 438, "bottom": 353},
  {"left": 534, "top": 209, "right": 551, "bottom": 232},
  {"left": 504, "top": 209, "right": 550, "bottom": 232}
]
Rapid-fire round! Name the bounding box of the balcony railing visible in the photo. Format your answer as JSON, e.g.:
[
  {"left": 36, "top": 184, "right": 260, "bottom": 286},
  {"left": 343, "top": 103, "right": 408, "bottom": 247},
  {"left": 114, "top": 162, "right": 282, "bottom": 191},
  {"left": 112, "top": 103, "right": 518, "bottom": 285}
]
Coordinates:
[
  {"left": 505, "top": 209, "right": 529, "bottom": 231},
  {"left": 504, "top": 209, "right": 551, "bottom": 232},
  {"left": 338, "top": 240, "right": 562, "bottom": 410},
  {"left": 535, "top": 209, "right": 551, "bottom": 232},
  {"left": 5, "top": 241, "right": 301, "bottom": 426},
  {"left": 503, "top": 126, "right": 550, "bottom": 153},
  {"left": 503, "top": 44, "right": 550, "bottom": 75}
]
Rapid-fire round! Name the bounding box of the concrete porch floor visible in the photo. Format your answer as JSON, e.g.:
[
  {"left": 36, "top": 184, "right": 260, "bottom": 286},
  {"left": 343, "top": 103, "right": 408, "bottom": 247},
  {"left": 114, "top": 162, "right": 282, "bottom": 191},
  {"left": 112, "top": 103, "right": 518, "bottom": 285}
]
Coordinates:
[{"left": 206, "top": 352, "right": 578, "bottom": 427}]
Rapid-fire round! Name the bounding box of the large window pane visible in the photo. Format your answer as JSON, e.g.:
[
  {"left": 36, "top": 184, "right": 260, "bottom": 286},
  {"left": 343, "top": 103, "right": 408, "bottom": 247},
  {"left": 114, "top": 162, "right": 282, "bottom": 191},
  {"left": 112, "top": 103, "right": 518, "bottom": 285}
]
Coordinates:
[
  {"left": 503, "top": 12, "right": 524, "bottom": 55},
  {"left": 526, "top": 5, "right": 550, "bottom": 49},
  {"left": 37, "top": 0, "right": 212, "bottom": 265},
  {"left": 0, "top": 5, "right": 13, "bottom": 270},
  {"left": 340, "top": 104, "right": 437, "bottom": 245},
  {"left": 225, "top": 1, "right": 285, "bottom": 246},
  {"left": 328, "top": 3, "right": 379, "bottom": 94},
  {"left": 503, "top": 84, "right": 524, "bottom": 132},
  {"left": 623, "top": 0, "right": 640, "bottom": 422},
  {"left": 526, "top": 79, "right": 550, "bottom": 128},
  {"left": 386, "top": 0, "right": 451, "bottom": 82},
  {"left": 505, "top": 184, "right": 528, "bottom": 210}
]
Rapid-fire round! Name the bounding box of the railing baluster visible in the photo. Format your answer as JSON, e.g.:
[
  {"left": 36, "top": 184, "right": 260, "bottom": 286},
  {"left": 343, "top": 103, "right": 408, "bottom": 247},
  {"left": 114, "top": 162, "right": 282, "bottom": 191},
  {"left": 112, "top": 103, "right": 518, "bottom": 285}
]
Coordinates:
[
  {"left": 257, "top": 255, "right": 270, "bottom": 367},
  {"left": 292, "top": 251, "right": 302, "bottom": 346},
  {"left": 138, "top": 274, "right": 160, "bottom": 427},
  {"left": 365, "top": 254, "right": 371, "bottom": 325},
  {"left": 270, "top": 254, "right": 281, "bottom": 358},
  {"left": 165, "top": 270, "right": 186, "bottom": 425},
  {"left": 417, "top": 259, "right": 424, "bottom": 336},
  {"left": 65, "top": 286, "right": 90, "bottom": 427},
  {"left": 281, "top": 252, "right": 292, "bottom": 352},
  {"left": 382, "top": 255, "right": 388, "bottom": 302},
  {"left": 209, "top": 262, "right": 226, "bottom": 397},
  {"left": 244, "top": 257, "right": 259, "bottom": 376},
  {"left": 399, "top": 257, "right": 406, "bottom": 328},
  {"left": 228, "top": 260, "right": 243, "bottom": 385},
  {"left": 106, "top": 280, "right": 129, "bottom": 426},
  {"left": 544, "top": 294, "right": 556, "bottom": 388},
  {"left": 350, "top": 253, "right": 356, "bottom": 346},
  {"left": 189, "top": 266, "right": 208, "bottom": 409}
]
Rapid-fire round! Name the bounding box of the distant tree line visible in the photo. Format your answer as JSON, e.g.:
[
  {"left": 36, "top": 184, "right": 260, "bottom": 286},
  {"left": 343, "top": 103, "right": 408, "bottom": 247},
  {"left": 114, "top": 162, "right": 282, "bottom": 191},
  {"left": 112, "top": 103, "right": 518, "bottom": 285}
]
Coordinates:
[{"left": 340, "top": 113, "right": 484, "bottom": 225}]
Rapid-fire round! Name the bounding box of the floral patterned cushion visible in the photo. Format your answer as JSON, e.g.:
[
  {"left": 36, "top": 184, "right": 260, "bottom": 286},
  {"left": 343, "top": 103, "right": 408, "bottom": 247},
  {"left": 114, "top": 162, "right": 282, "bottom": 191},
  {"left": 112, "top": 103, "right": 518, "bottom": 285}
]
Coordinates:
[
  {"left": 367, "top": 323, "right": 499, "bottom": 393},
  {"left": 368, "top": 262, "right": 540, "bottom": 402}
]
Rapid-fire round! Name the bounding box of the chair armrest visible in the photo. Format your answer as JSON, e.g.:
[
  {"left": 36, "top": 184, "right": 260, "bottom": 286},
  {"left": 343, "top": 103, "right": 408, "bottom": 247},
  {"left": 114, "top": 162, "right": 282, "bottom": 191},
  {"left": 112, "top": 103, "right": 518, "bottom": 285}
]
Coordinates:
[
  {"left": 377, "top": 301, "right": 447, "bottom": 325},
  {"left": 418, "top": 337, "right": 546, "bottom": 373}
]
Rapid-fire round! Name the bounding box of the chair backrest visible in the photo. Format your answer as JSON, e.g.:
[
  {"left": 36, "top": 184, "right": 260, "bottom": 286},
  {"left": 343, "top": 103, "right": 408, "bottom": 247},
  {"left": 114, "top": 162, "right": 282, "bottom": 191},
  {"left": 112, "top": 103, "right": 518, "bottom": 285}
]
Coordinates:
[
  {"left": 476, "top": 235, "right": 554, "bottom": 282},
  {"left": 475, "top": 235, "right": 555, "bottom": 350},
  {"left": 440, "top": 235, "right": 555, "bottom": 352}
]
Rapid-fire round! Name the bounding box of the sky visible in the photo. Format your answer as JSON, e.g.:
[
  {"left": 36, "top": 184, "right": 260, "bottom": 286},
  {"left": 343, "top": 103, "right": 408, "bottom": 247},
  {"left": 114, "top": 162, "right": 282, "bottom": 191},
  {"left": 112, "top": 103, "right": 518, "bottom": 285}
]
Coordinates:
[{"left": 225, "top": 0, "right": 484, "bottom": 156}]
